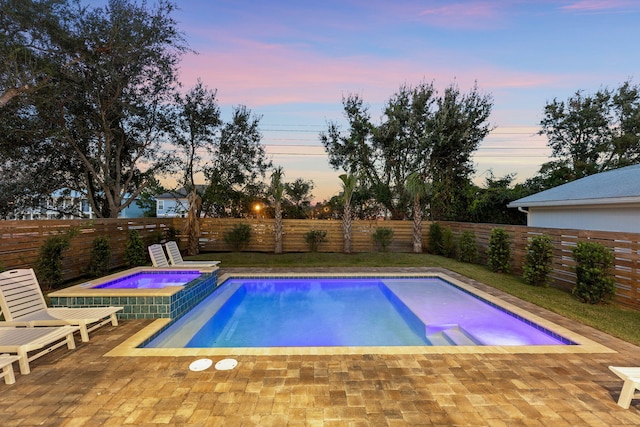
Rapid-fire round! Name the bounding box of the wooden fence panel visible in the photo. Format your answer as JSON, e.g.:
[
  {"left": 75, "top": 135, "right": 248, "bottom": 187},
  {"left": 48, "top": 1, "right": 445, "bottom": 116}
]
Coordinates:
[
  {"left": 0, "top": 218, "right": 179, "bottom": 282},
  {"left": 4, "top": 217, "right": 640, "bottom": 310},
  {"left": 440, "top": 222, "right": 640, "bottom": 310}
]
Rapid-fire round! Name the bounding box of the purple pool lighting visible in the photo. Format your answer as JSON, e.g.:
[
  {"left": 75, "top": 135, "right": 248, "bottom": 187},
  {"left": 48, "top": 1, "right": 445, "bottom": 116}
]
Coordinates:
[
  {"left": 93, "top": 271, "right": 202, "bottom": 289},
  {"left": 145, "top": 276, "right": 575, "bottom": 348}
]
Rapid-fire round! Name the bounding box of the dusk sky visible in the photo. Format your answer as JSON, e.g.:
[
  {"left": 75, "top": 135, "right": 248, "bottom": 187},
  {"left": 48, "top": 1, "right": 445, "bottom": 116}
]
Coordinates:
[{"left": 97, "top": 0, "right": 640, "bottom": 201}]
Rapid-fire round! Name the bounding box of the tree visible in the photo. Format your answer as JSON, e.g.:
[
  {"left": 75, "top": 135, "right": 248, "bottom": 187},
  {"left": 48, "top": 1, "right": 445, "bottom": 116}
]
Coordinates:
[
  {"left": 469, "top": 172, "right": 529, "bottom": 225},
  {"left": 0, "top": 0, "right": 188, "bottom": 218},
  {"left": 269, "top": 167, "right": 285, "bottom": 254},
  {"left": 428, "top": 83, "right": 493, "bottom": 220},
  {"left": 284, "top": 178, "right": 314, "bottom": 218},
  {"left": 535, "top": 81, "right": 640, "bottom": 189},
  {"left": 0, "top": 0, "right": 74, "bottom": 108},
  {"left": 171, "top": 80, "right": 221, "bottom": 197},
  {"left": 321, "top": 82, "right": 492, "bottom": 221},
  {"left": 405, "top": 171, "right": 430, "bottom": 253},
  {"left": 201, "top": 105, "right": 272, "bottom": 217},
  {"left": 339, "top": 173, "right": 357, "bottom": 254}
]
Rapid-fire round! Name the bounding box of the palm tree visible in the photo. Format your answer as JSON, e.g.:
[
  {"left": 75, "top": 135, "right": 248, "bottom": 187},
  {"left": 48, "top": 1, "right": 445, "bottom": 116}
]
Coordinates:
[
  {"left": 339, "top": 173, "right": 357, "bottom": 254},
  {"left": 405, "top": 171, "right": 430, "bottom": 253},
  {"left": 269, "top": 167, "right": 285, "bottom": 254},
  {"left": 183, "top": 190, "right": 202, "bottom": 256}
]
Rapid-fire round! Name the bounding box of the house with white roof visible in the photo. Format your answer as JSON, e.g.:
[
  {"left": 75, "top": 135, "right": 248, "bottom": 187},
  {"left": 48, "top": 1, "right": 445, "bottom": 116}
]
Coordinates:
[{"left": 508, "top": 164, "right": 640, "bottom": 233}]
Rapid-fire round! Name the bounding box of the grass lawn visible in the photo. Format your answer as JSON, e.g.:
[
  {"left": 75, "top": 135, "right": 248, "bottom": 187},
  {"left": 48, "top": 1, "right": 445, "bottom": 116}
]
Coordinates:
[{"left": 190, "top": 251, "right": 640, "bottom": 347}]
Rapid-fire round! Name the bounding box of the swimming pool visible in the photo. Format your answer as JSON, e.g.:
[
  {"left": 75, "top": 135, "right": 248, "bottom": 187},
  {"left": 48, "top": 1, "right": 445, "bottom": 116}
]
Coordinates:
[
  {"left": 92, "top": 271, "right": 202, "bottom": 289},
  {"left": 145, "top": 276, "right": 573, "bottom": 348}
]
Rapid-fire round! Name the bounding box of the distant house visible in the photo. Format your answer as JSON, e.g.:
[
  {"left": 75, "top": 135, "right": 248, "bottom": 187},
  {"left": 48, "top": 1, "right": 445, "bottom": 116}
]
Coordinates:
[
  {"left": 508, "top": 164, "right": 640, "bottom": 233},
  {"left": 9, "top": 189, "right": 144, "bottom": 220},
  {"left": 155, "top": 188, "right": 189, "bottom": 218}
]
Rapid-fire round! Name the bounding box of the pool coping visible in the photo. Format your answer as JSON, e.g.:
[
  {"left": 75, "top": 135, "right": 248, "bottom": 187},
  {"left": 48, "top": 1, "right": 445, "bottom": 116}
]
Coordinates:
[
  {"left": 49, "top": 266, "right": 219, "bottom": 298},
  {"left": 105, "top": 270, "right": 615, "bottom": 357}
]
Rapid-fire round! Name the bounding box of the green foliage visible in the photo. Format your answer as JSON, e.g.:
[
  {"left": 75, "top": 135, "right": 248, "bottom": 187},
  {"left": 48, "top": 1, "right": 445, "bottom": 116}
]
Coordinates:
[
  {"left": 304, "top": 229, "right": 327, "bottom": 252},
  {"left": 372, "top": 227, "right": 394, "bottom": 252},
  {"left": 321, "top": 82, "right": 492, "bottom": 220},
  {"left": 1, "top": 0, "right": 189, "bottom": 218},
  {"left": 86, "top": 236, "right": 111, "bottom": 278},
  {"left": 533, "top": 80, "right": 640, "bottom": 192},
  {"left": 224, "top": 224, "right": 252, "bottom": 251},
  {"left": 164, "top": 227, "right": 179, "bottom": 242},
  {"left": 124, "top": 230, "right": 146, "bottom": 267},
  {"left": 35, "top": 228, "right": 79, "bottom": 290},
  {"left": 468, "top": 173, "right": 530, "bottom": 225},
  {"left": 487, "top": 228, "right": 511, "bottom": 273},
  {"left": 427, "top": 222, "right": 444, "bottom": 255},
  {"left": 572, "top": 241, "right": 616, "bottom": 304},
  {"left": 457, "top": 231, "right": 478, "bottom": 263},
  {"left": 522, "top": 235, "right": 554, "bottom": 287},
  {"left": 441, "top": 227, "right": 456, "bottom": 258}
]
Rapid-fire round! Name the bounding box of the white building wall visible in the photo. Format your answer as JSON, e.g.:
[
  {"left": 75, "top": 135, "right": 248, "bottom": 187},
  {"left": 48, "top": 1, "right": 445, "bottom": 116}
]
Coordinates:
[{"left": 527, "top": 205, "right": 640, "bottom": 233}]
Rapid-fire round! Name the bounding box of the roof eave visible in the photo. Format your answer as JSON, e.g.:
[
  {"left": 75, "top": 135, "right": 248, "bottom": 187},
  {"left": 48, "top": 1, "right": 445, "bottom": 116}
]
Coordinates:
[{"left": 508, "top": 196, "right": 640, "bottom": 208}]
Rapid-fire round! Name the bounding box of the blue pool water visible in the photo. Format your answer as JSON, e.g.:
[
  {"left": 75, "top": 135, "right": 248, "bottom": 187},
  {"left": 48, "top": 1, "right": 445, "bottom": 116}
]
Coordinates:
[
  {"left": 93, "top": 271, "right": 202, "bottom": 289},
  {"left": 145, "top": 277, "right": 573, "bottom": 348}
]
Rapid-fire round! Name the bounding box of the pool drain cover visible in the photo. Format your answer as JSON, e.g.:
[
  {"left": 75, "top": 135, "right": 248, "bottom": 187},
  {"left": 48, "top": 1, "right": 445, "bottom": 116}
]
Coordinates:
[
  {"left": 189, "top": 358, "right": 213, "bottom": 372},
  {"left": 215, "top": 358, "right": 238, "bottom": 370}
]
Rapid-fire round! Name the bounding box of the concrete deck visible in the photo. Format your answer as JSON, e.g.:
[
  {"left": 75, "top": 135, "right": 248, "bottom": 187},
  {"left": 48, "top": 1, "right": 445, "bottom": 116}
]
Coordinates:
[{"left": 3, "top": 267, "right": 640, "bottom": 426}]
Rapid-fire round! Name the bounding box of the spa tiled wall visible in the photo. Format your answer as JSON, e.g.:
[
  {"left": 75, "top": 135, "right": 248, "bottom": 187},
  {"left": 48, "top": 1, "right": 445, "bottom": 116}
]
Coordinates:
[{"left": 50, "top": 271, "right": 218, "bottom": 320}]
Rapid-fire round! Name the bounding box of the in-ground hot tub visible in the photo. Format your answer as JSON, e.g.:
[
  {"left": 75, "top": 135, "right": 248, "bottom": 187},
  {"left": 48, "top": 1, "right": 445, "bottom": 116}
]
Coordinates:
[{"left": 48, "top": 266, "right": 219, "bottom": 320}]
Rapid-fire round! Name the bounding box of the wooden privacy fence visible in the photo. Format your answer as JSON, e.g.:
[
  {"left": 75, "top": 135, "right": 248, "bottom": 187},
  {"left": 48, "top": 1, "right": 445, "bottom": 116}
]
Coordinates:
[
  {"left": 0, "top": 218, "right": 179, "bottom": 282},
  {"left": 196, "top": 218, "right": 419, "bottom": 253},
  {"left": 2, "top": 217, "right": 640, "bottom": 310},
  {"left": 440, "top": 221, "right": 640, "bottom": 310}
]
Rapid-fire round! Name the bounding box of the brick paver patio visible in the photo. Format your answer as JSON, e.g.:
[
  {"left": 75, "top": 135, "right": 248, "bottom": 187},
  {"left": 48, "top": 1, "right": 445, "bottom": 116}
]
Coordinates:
[{"left": 2, "top": 268, "right": 640, "bottom": 426}]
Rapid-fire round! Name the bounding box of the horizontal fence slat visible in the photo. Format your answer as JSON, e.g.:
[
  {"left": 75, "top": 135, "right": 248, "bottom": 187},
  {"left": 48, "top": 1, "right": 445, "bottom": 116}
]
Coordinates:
[{"left": 3, "top": 218, "right": 640, "bottom": 310}]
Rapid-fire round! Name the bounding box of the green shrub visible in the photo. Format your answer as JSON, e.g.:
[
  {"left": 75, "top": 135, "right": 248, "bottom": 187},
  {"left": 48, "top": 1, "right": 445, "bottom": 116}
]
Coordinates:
[
  {"left": 35, "top": 228, "right": 78, "bottom": 290},
  {"left": 304, "top": 229, "right": 327, "bottom": 252},
  {"left": 487, "top": 227, "right": 511, "bottom": 273},
  {"left": 427, "top": 222, "right": 443, "bottom": 255},
  {"left": 457, "top": 231, "right": 478, "bottom": 263},
  {"left": 124, "top": 229, "right": 146, "bottom": 267},
  {"left": 86, "top": 236, "right": 111, "bottom": 278},
  {"left": 224, "top": 224, "right": 252, "bottom": 252},
  {"left": 572, "top": 241, "right": 616, "bottom": 304},
  {"left": 164, "top": 227, "right": 179, "bottom": 242},
  {"left": 441, "top": 227, "right": 456, "bottom": 258},
  {"left": 522, "top": 235, "right": 553, "bottom": 287},
  {"left": 372, "top": 227, "right": 394, "bottom": 252}
]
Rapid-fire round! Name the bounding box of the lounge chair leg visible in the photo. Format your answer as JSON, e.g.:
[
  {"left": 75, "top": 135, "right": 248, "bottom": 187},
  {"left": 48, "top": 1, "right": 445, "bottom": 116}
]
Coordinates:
[
  {"left": 618, "top": 380, "right": 639, "bottom": 409},
  {"left": 79, "top": 325, "right": 89, "bottom": 343},
  {"left": 17, "top": 349, "right": 30, "bottom": 375},
  {"left": 2, "top": 363, "right": 16, "bottom": 385},
  {"left": 110, "top": 313, "right": 119, "bottom": 326},
  {"left": 66, "top": 331, "right": 77, "bottom": 349}
]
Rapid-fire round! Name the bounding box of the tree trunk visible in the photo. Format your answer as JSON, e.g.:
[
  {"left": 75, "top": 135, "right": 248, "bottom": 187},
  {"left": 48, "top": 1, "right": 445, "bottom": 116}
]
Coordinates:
[
  {"left": 274, "top": 201, "right": 283, "bottom": 254},
  {"left": 413, "top": 199, "right": 423, "bottom": 253},
  {"left": 342, "top": 204, "right": 352, "bottom": 254},
  {"left": 183, "top": 191, "right": 202, "bottom": 256}
]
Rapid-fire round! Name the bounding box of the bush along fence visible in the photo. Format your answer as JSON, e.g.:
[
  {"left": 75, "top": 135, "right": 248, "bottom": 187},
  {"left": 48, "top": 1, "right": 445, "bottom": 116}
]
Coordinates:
[
  {"left": 438, "top": 221, "right": 640, "bottom": 310},
  {"left": 2, "top": 218, "right": 640, "bottom": 310}
]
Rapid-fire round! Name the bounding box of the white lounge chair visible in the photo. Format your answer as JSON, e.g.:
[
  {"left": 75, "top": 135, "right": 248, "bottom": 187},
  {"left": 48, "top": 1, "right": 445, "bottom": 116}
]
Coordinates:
[
  {"left": 164, "top": 241, "right": 220, "bottom": 268},
  {"left": 148, "top": 244, "right": 170, "bottom": 268},
  {"left": 610, "top": 366, "right": 640, "bottom": 408},
  {"left": 0, "top": 354, "right": 21, "bottom": 384},
  {"left": 0, "top": 269, "right": 123, "bottom": 343},
  {"left": 0, "top": 326, "right": 78, "bottom": 374}
]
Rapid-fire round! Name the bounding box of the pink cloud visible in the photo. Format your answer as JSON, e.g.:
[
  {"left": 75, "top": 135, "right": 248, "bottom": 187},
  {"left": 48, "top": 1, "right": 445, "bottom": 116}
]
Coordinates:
[
  {"left": 178, "top": 38, "right": 560, "bottom": 109},
  {"left": 416, "top": 1, "right": 507, "bottom": 29},
  {"left": 561, "top": 0, "right": 639, "bottom": 12}
]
